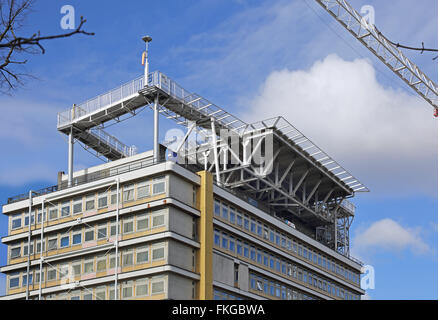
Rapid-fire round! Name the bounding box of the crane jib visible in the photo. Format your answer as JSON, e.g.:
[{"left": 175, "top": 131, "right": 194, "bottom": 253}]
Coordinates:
[{"left": 315, "top": 0, "right": 438, "bottom": 118}]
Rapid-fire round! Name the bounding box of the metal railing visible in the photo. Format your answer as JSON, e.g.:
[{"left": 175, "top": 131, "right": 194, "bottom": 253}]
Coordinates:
[
  {"left": 88, "top": 127, "right": 137, "bottom": 158},
  {"left": 57, "top": 76, "right": 145, "bottom": 127},
  {"left": 7, "top": 158, "right": 164, "bottom": 204},
  {"left": 247, "top": 117, "right": 369, "bottom": 193},
  {"left": 148, "top": 71, "right": 247, "bottom": 133}
]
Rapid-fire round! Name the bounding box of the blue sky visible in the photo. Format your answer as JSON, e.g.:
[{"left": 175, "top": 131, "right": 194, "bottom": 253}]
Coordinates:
[{"left": 1, "top": 0, "right": 438, "bottom": 299}]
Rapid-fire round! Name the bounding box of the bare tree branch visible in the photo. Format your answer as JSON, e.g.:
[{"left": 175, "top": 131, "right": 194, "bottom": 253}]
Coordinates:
[{"left": 0, "top": 0, "right": 94, "bottom": 93}]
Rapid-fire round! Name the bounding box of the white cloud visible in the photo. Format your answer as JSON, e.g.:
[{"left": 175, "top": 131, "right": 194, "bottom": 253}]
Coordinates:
[
  {"left": 245, "top": 54, "right": 438, "bottom": 197},
  {"left": 352, "top": 218, "right": 431, "bottom": 257}
]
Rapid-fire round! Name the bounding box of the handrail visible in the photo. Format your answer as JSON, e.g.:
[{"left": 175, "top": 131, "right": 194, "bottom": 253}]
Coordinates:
[{"left": 7, "top": 158, "right": 164, "bottom": 205}]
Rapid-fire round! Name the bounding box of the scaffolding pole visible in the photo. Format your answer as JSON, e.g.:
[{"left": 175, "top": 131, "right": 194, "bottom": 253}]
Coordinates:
[
  {"left": 38, "top": 199, "right": 45, "bottom": 300},
  {"left": 114, "top": 177, "right": 120, "bottom": 300},
  {"left": 25, "top": 191, "right": 32, "bottom": 300}
]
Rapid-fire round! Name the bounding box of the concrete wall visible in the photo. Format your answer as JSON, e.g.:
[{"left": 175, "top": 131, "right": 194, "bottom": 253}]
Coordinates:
[
  {"left": 168, "top": 240, "right": 194, "bottom": 272},
  {"left": 167, "top": 273, "right": 194, "bottom": 300},
  {"left": 237, "top": 263, "right": 249, "bottom": 291},
  {"left": 168, "top": 206, "right": 195, "bottom": 240},
  {"left": 168, "top": 174, "right": 196, "bottom": 207},
  {"left": 212, "top": 252, "right": 234, "bottom": 287}
]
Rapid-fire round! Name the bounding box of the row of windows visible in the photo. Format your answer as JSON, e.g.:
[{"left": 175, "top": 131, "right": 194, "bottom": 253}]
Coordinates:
[
  {"left": 9, "top": 176, "right": 167, "bottom": 231},
  {"left": 213, "top": 288, "right": 244, "bottom": 300},
  {"left": 27, "top": 276, "right": 167, "bottom": 300},
  {"left": 9, "top": 209, "right": 168, "bottom": 260},
  {"left": 249, "top": 272, "right": 317, "bottom": 300},
  {"left": 8, "top": 242, "right": 167, "bottom": 290},
  {"left": 214, "top": 198, "right": 360, "bottom": 285},
  {"left": 214, "top": 228, "right": 359, "bottom": 300}
]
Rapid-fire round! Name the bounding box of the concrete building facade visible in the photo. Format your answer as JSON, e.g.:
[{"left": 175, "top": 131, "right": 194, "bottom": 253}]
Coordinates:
[{"left": 0, "top": 149, "right": 364, "bottom": 300}]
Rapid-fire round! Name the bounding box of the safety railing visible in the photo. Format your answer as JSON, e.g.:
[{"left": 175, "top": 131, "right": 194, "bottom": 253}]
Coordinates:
[
  {"left": 57, "top": 76, "right": 145, "bottom": 127},
  {"left": 247, "top": 117, "right": 369, "bottom": 193},
  {"left": 7, "top": 157, "right": 164, "bottom": 204},
  {"left": 88, "top": 127, "right": 137, "bottom": 158}
]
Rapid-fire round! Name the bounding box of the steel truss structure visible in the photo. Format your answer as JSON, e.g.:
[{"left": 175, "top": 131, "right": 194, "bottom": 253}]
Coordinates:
[{"left": 56, "top": 70, "right": 368, "bottom": 258}]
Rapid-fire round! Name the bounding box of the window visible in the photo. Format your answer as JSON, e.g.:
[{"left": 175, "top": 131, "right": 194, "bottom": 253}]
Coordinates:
[
  {"left": 214, "top": 230, "right": 220, "bottom": 246},
  {"left": 35, "top": 270, "right": 44, "bottom": 283},
  {"left": 95, "top": 286, "right": 106, "bottom": 300},
  {"left": 10, "top": 245, "right": 21, "bottom": 259},
  {"left": 137, "top": 181, "right": 150, "bottom": 199},
  {"left": 73, "top": 197, "right": 82, "bottom": 214},
  {"left": 59, "top": 264, "right": 69, "bottom": 280},
  {"left": 48, "top": 237, "right": 57, "bottom": 251},
  {"left": 257, "top": 222, "right": 262, "bottom": 237},
  {"left": 97, "top": 255, "right": 107, "bottom": 272},
  {"left": 72, "top": 260, "right": 82, "bottom": 276},
  {"left": 250, "top": 219, "right": 256, "bottom": 233},
  {"left": 135, "top": 279, "right": 148, "bottom": 297},
  {"left": 110, "top": 222, "right": 120, "bottom": 237},
  {"left": 236, "top": 213, "right": 243, "bottom": 227},
  {"left": 136, "top": 246, "right": 149, "bottom": 264},
  {"left": 9, "top": 273, "right": 20, "bottom": 288},
  {"left": 37, "top": 210, "right": 46, "bottom": 224},
  {"left": 229, "top": 236, "right": 235, "bottom": 252},
  {"left": 152, "top": 210, "right": 166, "bottom": 228},
  {"left": 24, "top": 211, "right": 35, "bottom": 226},
  {"left": 123, "top": 217, "right": 134, "bottom": 234},
  {"left": 152, "top": 244, "right": 165, "bottom": 261},
  {"left": 136, "top": 213, "right": 149, "bottom": 231},
  {"left": 83, "top": 293, "right": 93, "bottom": 300},
  {"left": 72, "top": 230, "right": 82, "bottom": 245},
  {"left": 85, "top": 195, "right": 95, "bottom": 211},
  {"left": 123, "top": 184, "right": 135, "bottom": 202},
  {"left": 61, "top": 201, "right": 70, "bottom": 217},
  {"left": 109, "top": 254, "right": 116, "bottom": 269},
  {"left": 230, "top": 207, "right": 236, "bottom": 223},
  {"left": 221, "top": 233, "right": 228, "bottom": 249},
  {"left": 98, "top": 192, "right": 108, "bottom": 208},
  {"left": 151, "top": 278, "right": 165, "bottom": 294},
  {"left": 214, "top": 200, "right": 221, "bottom": 217},
  {"left": 47, "top": 267, "right": 57, "bottom": 281},
  {"left": 36, "top": 240, "right": 45, "bottom": 254},
  {"left": 122, "top": 281, "right": 133, "bottom": 299},
  {"left": 152, "top": 177, "right": 166, "bottom": 195},
  {"left": 122, "top": 250, "right": 134, "bottom": 267},
  {"left": 110, "top": 188, "right": 120, "bottom": 205},
  {"left": 84, "top": 227, "right": 95, "bottom": 242},
  {"left": 236, "top": 240, "right": 242, "bottom": 255},
  {"left": 49, "top": 207, "right": 58, "bottom": 220},
  {"left": 60, "top": 234, "right": 70, "bottom": 248},
  {"left": 84, "top": 259, "right": 94, "bottom": 274},
  {"left": 11, "top": 213, "right": 22, "bottom": 229},
  {"left": 97, "top": 224, "right": 107, "bottom": 240},
  {"left": 243, "top": 215, "right": 249, "bottom": 230},
  {"left": 222, "top": 204, "right": 228, "bottom": 220}
]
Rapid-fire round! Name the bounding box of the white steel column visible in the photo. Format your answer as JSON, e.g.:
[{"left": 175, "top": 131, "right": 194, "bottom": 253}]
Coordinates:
[
  {"left": 25, "top": 191, "right": 32, "bottom": 300},
  {"left": 114, "top": 177, "right": 120, "bottom": 300},
  {"left": 38, "top": 199, "right": 45, "bottom": 300},
  {"left": 142, "top": 35, "right": 152, "bottom": 87},
  {"left": 68, "top": 127, "right": 74, "bottom": 187},
  {"left": 211, "top": 118, "right": 221, "bottom": 185},
  {"left": 153, "top": 95, "right": 159, "bottom": 163}
]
